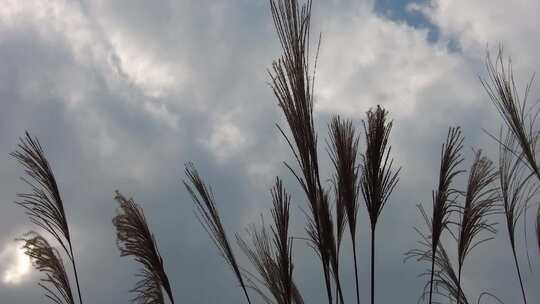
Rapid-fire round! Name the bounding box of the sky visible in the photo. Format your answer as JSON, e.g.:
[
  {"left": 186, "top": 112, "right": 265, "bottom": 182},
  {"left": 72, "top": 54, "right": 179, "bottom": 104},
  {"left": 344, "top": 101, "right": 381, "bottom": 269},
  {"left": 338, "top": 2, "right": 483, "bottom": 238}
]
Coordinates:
[{"left": 0, "top": 0, "right": 539, "bottom": 303}]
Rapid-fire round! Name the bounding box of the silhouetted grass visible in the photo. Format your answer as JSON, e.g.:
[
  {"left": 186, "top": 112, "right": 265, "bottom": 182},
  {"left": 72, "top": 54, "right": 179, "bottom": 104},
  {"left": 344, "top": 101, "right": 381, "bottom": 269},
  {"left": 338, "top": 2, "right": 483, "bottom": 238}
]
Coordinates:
[
  {"left": 456, "top": 150, "right": 499, "bottom": 303},
  {"left": 425, "top": 127, "right": 464, "bottom": 304},
  {"left": 236, "top": 178, "right": 300, "bottom": 304},
  {"left": 405, "top": 206, "right": 469, "bottom": 304},
  {"left": 481, "top": 47, "right": 540, "bottom": 181},
  {"left": 19, "top": 232, "right": 76, "bottom": 304},
  {"left": 113, "top": 191, "right": 175, "bottom": 304},
  {"left": 11, "top": 131, "right": 83, "bottom": 304},
  {"left": 268, "top": 0, "right": 343, "bottom": 303},
  {"left": 497, "top": 131, "right": 537, "bottom": 304},
  {"left": 537, "top": 204, "right": 540, "bottom": 253},
  {"left": 9, "top": 2, "right": 540, "bottom": 304},
  {"left": 360, "top": 105, "right": 400, "bottom": 304},
  {"left": 327, "top": 116, "right": 361, "bottom": 304},
  {"left": 183, "top": 163, "right": 252, "bottom": 304}
]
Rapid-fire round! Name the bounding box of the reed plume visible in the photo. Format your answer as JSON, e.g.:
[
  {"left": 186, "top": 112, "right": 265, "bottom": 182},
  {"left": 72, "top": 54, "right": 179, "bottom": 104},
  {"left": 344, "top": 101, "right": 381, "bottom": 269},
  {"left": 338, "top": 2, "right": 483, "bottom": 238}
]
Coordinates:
[
  {"left": 328, "top": 115, "right": 361, "bottom": 304},
  {"left": 11, "top": 131, "right": 83, "bottom": 304},
  {"left": 361, "top": 105, "right": 400, "bottom": 304},
  {"left": 498, "top": 130, "right": 537, "bottom": 304},
  {"left": 268, "top": 0, "right": 343, "bottom": 302},
  {"left": 183, "top": 163, "right": 252, "bottom": 304},
  {"left": 112, "top": 191, "right": 175, "bottom": 304},
  {"left": 19, "top": 232, "right": 75, "bottom": 304},
  {"left": 425, "top": 127, "right": 464, "bottom": 304},
  {"left": 236, "top": 178, "right": 299, "bottom": 304},
  {"left": 481, "top": 47, "right": 540, "bottom": 181},
  {"left": 237, "top": 228, "right": 304, "bottom": 304},
  {"left": 456, "top": 150, "right": 499, "bottom": 303},
  {"left": 270, "top": 177, "right": 296, "bottom": 304},
  {"left": 405, "top": 206, "right": 469, "bottom": 304}
]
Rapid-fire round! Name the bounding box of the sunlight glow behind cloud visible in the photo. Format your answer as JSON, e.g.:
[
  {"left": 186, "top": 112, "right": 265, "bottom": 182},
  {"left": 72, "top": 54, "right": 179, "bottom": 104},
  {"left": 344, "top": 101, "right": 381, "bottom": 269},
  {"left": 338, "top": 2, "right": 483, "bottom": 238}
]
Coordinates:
[{"left": 1, "top": 243, "right": 31, "bottom": 285}]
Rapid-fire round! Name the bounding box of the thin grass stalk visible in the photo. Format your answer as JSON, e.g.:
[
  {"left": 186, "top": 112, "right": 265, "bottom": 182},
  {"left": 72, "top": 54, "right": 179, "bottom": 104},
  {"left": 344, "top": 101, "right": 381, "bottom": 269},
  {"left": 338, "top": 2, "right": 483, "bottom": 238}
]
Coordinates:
[
  {"left": 322, "top": 191, "right": 345, "bottom": 304},
  {"left": 498, "top": 130, "right": 538, "bottom": 304},
  {"left": 183, "top": 163, "right": 252, "bottom": 304},
  {"left": 307, "top": 190, "right": 345, "bottom": 304},
  {"left": 19, "top": 232, "right": 75, "bottom": 304},
  {"left": 11, "top": 131, "right": 83, "bottom": 304},
  {"left": 456, "top": 150, "right": 499, "bottom": 304},
  {"left": 268, "top": 0, "right": 343, "bottom": 302},
  {"left": 332, "top": 180, "right": 345, "bottom": 304},
  {"left": 537, "top": 204, "right": 540, "bottom": 253},
  {"left": 360, "top": 105, "right": 400, "bottom": 304},
  {"left": 427, "top": 127, "right": 464, "bottom": 304},
  {"left": 328, "top": 116, "right": 361, "bottom": 304},
  {"left": 112, "top": 191, "right": 174, "bottom": 304}
]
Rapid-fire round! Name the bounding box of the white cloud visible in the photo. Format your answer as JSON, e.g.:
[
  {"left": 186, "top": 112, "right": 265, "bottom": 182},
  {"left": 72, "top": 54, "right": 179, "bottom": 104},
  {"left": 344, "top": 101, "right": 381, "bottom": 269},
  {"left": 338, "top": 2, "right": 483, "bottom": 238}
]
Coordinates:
[
  {"left": 1, "top": 0, "right": 540, "bottom": 302},
  {"left": 1, "top": 243, "right": 31, "bottom": 285},
  {"left": 0, "top": 0, "right": 189, "bottom": 106},
  {"left": 315, "top": 6, "right": 460, "bottom": 118},
  {"left": 202, "top": 119, "right": 247, "bottom": 162},
  {"left": 0, "top": 0, "right": 106, "bottom": 67},
  {"left": 413, "top": 0, "right": 540, "bottom": 66},
  {"left": 108, "top": 31, "right": 186, "bottom": 98}
]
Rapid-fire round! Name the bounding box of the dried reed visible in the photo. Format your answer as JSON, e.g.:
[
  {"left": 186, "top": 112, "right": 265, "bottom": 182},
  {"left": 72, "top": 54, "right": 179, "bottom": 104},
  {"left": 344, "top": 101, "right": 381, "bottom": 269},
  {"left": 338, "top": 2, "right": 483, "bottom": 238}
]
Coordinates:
[
  {"left": 481, "top": 47, "right": 540, "bottom": 181},
  {"left": 456, "top": 150, "right": 499, "bottom": 303},
  {"left": 236, "top": 178, "right": 299, "bottom": 304},
  {"left": 405, "top": 206, "right": 469, "bottom": 304},
  {"left": 498, "top": 130, "right": 538, "bottom": 304},
  {"left": 268, "top": 0, "right": 343, "bottom": 302},
  {"left": 360, "top": 105, "right": 400, "bottom": 304},
  {"left": 11, "top": 131, "right": 83, "bottom": 304},
  {"left": 112, "top": 191, "right": 175, "bottom": 304},
  {"left": 328, "top": 115, "right": 361, "bottom": 304},
  {"left": 425, "top": 127, "right": 464, "bottom": 304},
  {"left": 19, "top": 232, "right": 76, "bottom": 304},
  {"left": 183, "top": 163, "right": 252, "bottom": 304}
]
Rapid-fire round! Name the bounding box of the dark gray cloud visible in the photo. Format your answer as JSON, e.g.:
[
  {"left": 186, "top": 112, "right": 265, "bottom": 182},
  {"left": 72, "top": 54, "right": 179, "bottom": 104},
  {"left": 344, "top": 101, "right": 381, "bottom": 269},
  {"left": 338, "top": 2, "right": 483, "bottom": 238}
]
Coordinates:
[{"left": 0, "top": 0, "right": 539, "bottom": 303}]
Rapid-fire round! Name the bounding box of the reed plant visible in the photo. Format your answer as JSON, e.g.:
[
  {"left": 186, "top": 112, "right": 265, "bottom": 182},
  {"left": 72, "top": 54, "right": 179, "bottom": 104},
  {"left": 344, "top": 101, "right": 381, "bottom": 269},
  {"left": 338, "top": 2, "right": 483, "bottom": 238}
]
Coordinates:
[
  {"left": 455, "top": 151, "right": 499, "bottom": 303},
  {"left": 9, "top": 2, "right": 540, "bottom": 304},
  {"left": 481, "top": 48, "right": 540, "bottom": 304},
  {"left": 11, "top": 132, "right": 83, "bottom": 304},
  {"left": 327, "top": 116, "right": 361, "bottom": 304},
  {"left": 112, "top": 191, "right": 175, "bottom": 304},
  {"left": 360, "top": 106, "right": 400, "bottom": 304}
]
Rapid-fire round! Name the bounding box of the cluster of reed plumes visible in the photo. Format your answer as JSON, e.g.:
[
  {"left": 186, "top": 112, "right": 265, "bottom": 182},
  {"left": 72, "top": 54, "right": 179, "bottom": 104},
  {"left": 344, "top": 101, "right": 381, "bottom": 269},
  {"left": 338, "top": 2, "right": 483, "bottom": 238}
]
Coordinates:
[
  {"left": 11, "top": 132, "right": 84, "bottom": 304},
  {"left": 8, "top": 1, "right": 540, "bottom": 304}
]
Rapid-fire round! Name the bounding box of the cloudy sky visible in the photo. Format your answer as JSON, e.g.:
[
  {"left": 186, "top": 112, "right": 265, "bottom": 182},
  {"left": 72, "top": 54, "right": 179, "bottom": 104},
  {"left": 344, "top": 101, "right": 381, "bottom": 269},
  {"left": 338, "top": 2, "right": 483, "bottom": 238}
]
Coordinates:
[{"left": 0, "top": 0, "right": 539, "bottom": 303}]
